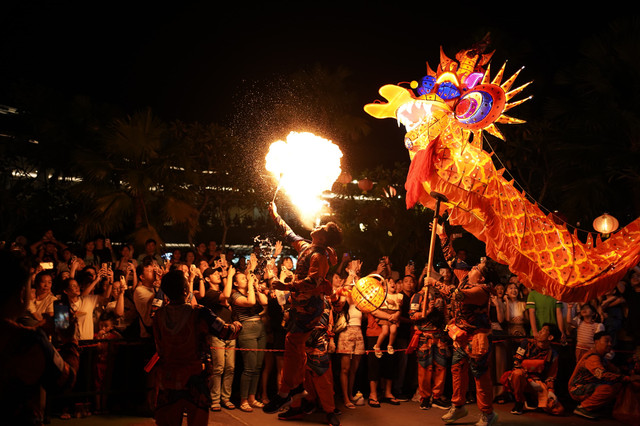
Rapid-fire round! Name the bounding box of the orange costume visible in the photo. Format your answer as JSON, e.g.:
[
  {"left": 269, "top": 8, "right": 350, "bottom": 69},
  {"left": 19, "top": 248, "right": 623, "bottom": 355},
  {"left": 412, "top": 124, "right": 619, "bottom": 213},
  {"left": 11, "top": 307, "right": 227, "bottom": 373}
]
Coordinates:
[
  {"left": 410, "top": 290, "right": 449, "bottom": 406},
  {"left": 364, "top": 41, "right": 640, "bottom": 303},
  {"left": 502, "top": 339, "right": 564, "bottom": 414},
  {"left": 266, "top": 207, "right": 337, "bottom": 410},
  {"left": 568, "top": 349, "right": 623, "bottom": 412}
]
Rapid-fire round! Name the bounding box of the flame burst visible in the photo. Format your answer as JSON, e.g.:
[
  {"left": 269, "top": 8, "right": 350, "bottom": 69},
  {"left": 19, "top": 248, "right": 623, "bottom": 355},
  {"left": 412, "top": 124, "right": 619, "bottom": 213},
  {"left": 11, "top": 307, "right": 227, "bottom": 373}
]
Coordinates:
[{"left": 265, "top": 132, "right": 342, "bottom": 227}]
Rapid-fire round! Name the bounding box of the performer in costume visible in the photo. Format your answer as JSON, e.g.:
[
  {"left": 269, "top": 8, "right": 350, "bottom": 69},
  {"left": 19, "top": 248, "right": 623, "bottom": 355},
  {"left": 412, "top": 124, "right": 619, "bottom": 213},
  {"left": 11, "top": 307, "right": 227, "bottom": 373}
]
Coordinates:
[
  {"left": 431, "top": 252, "right": 498, "bottom": 426},
  {"left": 568, "top": 331, "right": 637, "bottom": 419},
  {"left": 152, "top": 270, "right": 242, "bottom": 426},
  {"left": 501, "top": 323, "right": 564, "bottom": 415},
  {"left": 263, "top": 202, "right": 343, "bottom": 413},
  {"left": 278, "top": 298, "right": 340, "bottom": 426},
  {"left": 409, "top": 283, "right": 451, "bottom": 410}
]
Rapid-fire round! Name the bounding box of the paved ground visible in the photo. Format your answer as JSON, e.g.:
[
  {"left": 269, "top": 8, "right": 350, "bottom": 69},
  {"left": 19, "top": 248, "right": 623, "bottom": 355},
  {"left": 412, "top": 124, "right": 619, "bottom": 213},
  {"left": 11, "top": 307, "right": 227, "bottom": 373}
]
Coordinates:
[{"left": 50, "top": 400, "right": 623, "bottom": 425}]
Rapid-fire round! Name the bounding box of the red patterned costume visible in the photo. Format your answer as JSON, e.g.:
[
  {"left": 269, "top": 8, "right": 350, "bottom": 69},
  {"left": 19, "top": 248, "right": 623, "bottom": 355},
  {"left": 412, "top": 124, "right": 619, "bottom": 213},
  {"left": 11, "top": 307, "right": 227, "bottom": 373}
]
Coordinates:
[
  {"left": 264, "top": 203, "right": 340, "bottom": 414},
  {"left": 410, "top": 290, "right": 449, "bottom": 406},
  {"left": 502, "top": 336, "right": 563, "bottom": 414}
]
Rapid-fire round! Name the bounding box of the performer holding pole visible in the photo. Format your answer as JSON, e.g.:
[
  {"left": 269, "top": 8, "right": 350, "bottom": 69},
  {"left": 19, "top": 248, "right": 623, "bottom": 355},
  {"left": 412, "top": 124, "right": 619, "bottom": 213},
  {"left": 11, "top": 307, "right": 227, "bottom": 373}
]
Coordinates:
[{"left": 263, "top": 202, "right": 343, "bottom": 414}]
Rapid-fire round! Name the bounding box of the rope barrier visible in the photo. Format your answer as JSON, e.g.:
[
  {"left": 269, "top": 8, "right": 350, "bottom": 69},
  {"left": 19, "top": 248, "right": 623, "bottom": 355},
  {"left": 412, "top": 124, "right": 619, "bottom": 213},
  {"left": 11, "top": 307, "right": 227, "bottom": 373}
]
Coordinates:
[
  {"left": 75, "top": 336, "right": 638, "bottom": 354},
  {"left": 210, "top": 346, "right": 407, "bottom": 355}
]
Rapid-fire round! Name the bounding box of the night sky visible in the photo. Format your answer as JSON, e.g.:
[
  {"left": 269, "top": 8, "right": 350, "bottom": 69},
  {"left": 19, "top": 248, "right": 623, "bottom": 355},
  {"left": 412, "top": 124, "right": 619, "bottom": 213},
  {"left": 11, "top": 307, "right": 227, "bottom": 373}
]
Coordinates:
[{"left": 0, "top": 3, "right": 616, "bottom": 171}]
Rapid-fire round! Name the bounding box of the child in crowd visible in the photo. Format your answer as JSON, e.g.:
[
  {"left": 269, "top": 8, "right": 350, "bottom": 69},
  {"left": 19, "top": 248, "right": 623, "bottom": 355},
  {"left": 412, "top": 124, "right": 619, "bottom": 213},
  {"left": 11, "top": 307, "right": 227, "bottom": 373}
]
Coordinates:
[
  {"left": 373, "top": 277, "right": 403, "bottom": 358},
  {"left": 94, "top": 312, "right": 122, "bottom": 413},
  {"left": 567, "top": 303, "right": 604, "bottom": 362}
]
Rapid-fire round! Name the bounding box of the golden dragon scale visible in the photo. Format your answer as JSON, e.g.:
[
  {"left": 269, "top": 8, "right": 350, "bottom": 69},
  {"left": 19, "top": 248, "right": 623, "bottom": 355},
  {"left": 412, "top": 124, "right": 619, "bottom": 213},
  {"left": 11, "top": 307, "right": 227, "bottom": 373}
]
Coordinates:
[{"left": 365, "top": 43, "right": 640, "bottom": 302}]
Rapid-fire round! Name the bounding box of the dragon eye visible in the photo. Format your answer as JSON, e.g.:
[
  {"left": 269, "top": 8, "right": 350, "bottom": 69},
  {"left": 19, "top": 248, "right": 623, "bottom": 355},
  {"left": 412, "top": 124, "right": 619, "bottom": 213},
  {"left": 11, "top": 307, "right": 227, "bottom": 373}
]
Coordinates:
[
  {"left": 455, "top": 91, "right": 493, "bottom": 123},
  {"left": 453, "top": 84, "right": 507, "bottom": 130}
]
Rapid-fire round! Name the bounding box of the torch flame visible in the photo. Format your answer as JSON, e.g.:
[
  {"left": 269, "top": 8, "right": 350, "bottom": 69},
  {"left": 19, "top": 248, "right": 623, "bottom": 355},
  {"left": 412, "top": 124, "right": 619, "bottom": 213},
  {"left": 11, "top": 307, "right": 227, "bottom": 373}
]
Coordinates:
[{"left": 266, "top": 132, "right": 343, "bottom": 228}]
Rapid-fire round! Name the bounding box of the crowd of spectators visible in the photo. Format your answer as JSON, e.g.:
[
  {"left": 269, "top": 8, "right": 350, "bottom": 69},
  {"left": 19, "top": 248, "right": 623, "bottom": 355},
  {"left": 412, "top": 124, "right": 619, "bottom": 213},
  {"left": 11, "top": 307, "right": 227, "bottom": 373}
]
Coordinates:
[{"left": 3, "top": 228, "right": 640, "bottom": 425}]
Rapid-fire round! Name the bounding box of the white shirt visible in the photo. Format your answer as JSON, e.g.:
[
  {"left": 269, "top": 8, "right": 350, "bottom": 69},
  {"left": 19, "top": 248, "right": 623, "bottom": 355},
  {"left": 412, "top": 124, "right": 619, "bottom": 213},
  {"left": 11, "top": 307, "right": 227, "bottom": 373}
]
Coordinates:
[{"left": 71, "top": 294, "right": 99, "bottom": 340}]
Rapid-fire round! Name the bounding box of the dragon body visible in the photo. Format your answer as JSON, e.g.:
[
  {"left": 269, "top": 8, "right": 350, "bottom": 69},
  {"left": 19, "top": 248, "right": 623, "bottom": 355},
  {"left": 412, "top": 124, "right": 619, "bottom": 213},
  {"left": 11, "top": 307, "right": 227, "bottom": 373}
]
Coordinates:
[{"left": 365, "top": 44, "right": 640, "bottom": 302}]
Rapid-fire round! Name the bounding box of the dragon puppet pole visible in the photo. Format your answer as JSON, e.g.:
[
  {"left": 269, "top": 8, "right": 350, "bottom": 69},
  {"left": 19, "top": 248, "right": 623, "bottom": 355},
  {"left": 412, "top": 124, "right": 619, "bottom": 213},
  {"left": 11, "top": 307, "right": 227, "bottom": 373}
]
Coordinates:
[
  {"left": 422, "top": 192, "right": 448, "bottom": 317},
  {"left": 272, "top": 173, "right": 284, "bottom": 203}
]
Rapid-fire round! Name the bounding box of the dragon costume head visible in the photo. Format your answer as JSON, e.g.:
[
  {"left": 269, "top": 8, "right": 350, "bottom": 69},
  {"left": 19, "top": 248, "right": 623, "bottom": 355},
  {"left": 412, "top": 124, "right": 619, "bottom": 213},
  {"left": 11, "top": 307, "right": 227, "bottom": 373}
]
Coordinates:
[{"left": 364, "top": 39, "right": 640, "bottom": 302}]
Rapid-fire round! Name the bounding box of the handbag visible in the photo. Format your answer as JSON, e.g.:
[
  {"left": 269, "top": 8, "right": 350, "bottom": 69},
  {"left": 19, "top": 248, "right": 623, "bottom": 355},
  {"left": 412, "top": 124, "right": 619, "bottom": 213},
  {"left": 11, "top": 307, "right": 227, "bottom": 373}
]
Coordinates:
[{"left": 333, "top": 311, "right": 348, "bottom": 334}]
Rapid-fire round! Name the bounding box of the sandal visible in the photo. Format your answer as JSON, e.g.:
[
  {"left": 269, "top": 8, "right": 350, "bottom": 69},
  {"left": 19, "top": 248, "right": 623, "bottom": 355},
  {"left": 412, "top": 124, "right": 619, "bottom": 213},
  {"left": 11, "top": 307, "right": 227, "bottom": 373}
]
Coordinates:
[
  {"left": 210, "top": 404, "right": 221, "bottom": 412},
  {"left": 250, "top": 400, "right": 264, "bottom": 408},
  {"left": 221, "top": 400, "right": 236, "bottom": 410},
  {"left": 387, "top": 345, "right": 395, "bottom": 355},
  {"left": 373, "top": 345, "right": 383, "bottom": 358},
  {"left": 60, "top": 413, "right": 71, "bottom": 420},
  {"left": 239, "top": 402, "right": 253, "bottom": 412},
  {"left": 381, "top": 396, "right": 400, "bottom": 405},
  {"left": 368, "top": 398, "right": 381, "bottom": 408},
  {"left": 344, "top": 401, "right": 356, "bottom": 409}
]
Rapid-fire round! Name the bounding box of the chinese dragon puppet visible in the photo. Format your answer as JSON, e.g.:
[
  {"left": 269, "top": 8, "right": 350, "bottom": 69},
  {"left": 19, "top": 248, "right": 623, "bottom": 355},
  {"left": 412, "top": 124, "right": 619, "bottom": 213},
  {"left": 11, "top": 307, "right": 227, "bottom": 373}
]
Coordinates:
[{"left": 365, "top": 40, "right": 640, "bottom": 302}]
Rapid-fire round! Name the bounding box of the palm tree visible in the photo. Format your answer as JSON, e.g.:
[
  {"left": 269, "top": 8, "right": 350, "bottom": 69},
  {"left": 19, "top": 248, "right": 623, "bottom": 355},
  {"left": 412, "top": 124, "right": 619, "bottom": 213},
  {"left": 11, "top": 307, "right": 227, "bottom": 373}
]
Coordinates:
[{"left": 73, "top": 109, "right": 200, "bottom": 245}]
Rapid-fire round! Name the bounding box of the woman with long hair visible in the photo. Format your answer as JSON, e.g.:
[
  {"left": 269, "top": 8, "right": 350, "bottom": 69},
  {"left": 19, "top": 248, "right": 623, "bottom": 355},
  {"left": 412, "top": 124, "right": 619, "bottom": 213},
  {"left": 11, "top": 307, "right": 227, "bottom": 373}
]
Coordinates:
[{"left": 225, "top": 256, "right": 268, "bottom": 412}]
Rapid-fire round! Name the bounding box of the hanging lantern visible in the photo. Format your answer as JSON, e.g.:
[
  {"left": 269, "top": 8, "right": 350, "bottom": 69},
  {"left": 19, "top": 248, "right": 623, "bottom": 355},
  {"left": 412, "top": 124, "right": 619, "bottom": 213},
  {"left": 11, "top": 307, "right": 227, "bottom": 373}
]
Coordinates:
[
  {"left": 337, "top": 171, "right": 352, "bottom": 185},
  {"left": 351, "top": 274, "right": 387, "bottom": 313},
  {"left": 358, "top": 178, "right": 374, "bottom": 192},
  {"left": 593, "top": 213, "right": 619, "bottom": 234}
]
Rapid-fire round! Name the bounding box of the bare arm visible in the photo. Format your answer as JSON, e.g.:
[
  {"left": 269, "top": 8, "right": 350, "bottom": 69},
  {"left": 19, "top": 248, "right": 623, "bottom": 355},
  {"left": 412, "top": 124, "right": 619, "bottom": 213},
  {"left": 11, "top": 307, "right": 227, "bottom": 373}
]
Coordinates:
[
  {"left": 223, "top": 266, "right": 235, "bottom": 299},
  {"left": 528, "top": 307, "right": 538, "bottom": 336},
  {"left": 114, "top": 278, "right": 125, "bottom": 317},
  {"left": 556, "top": 305, "right": 566, "bottom": 338},
  {"left": 493, "top": 296, "right": 505, "bottom": 323}
]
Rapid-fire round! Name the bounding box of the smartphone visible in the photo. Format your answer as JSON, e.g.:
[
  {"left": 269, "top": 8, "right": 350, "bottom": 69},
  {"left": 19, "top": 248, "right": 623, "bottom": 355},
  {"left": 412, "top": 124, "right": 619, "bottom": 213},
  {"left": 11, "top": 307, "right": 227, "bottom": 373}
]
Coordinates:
[
  {"left": 161, "top": 252, "right": 173, "bottom": 261},
  {"left": 40, "top": 262, "right": 54, "bottom": 270},
  {"left": 54, "top": 304, "right": 70, "bottom": 330}
]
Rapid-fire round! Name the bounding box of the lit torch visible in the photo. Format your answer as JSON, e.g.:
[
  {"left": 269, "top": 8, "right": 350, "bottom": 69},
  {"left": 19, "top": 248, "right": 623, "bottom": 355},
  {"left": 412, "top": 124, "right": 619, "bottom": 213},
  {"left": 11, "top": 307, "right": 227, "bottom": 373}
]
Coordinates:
[{"left": 265, "top": 132, "right": 343, "bottom": 228}]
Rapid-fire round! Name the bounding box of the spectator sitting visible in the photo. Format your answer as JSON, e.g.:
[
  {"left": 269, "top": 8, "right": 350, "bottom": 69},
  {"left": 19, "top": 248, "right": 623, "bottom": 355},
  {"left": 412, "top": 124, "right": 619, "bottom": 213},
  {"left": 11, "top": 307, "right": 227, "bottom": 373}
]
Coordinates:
[
  {"left": 502, "top": 323, "right": 564, "bottom": 415},
  {"left": 568, "top": 331, "right": 638, "bottom": 419}
]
